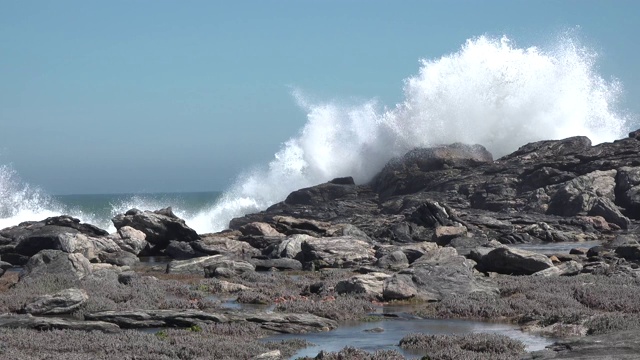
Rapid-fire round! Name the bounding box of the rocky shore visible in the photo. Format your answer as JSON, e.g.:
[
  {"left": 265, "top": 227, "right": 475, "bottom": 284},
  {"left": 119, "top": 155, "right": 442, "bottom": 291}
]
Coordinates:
[{"left": 1, "top": 130, "right": 640, "bottom": 359}]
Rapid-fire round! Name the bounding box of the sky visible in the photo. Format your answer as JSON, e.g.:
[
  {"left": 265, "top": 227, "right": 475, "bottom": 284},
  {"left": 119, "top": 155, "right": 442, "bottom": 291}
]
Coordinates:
[{"left": 1, "top": 0, "right": 639, "bottom": 195}]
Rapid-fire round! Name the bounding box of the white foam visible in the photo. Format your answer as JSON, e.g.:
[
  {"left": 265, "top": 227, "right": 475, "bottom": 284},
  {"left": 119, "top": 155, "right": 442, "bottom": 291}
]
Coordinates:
[{"left": 195, "top": 35, "right": 630, "bottom": 233}]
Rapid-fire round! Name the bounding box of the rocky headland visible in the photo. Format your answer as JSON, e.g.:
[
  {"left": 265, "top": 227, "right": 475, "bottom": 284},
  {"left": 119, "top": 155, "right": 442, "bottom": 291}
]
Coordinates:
[{"left": 1, "top": 130, "right": 640, "bottom": 359}]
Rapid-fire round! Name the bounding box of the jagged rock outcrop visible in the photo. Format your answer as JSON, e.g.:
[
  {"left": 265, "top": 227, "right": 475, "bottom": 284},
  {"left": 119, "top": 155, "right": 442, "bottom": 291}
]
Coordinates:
[{"left": 112, "top": 207, "right": 200, "bottom": 248}]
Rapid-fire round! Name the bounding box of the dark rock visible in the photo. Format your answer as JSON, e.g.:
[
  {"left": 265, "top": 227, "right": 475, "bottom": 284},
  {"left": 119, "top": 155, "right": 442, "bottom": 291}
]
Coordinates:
[
  {"left": 588, "top": 197, "right": 630, "bottom": 229},
  {"left": 587, "top": 246, "right": 610, "bottom": 258},
  {"left": 477, "top": 247, "right": 554, "bottom": 275},
  {"left": 371, "top": 143, "right": 493, "bottom": 199},
  {"left": 111, "top": 207, "right": 199, "bottom": 248},
  {"left": 165, "top": 240, "right": 200, "bottom": 259},
  {"left": 615, "top": 244, "right": 640, "bottom": 261},
  {"left": 447, "top": 236, "right": 489, "bottom": 257}
]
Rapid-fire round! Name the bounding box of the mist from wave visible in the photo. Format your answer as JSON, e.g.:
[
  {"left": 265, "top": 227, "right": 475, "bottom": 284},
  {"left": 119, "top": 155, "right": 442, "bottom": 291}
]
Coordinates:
[{"left": 196, "top": 35, "right": 631, "bottom": 233}]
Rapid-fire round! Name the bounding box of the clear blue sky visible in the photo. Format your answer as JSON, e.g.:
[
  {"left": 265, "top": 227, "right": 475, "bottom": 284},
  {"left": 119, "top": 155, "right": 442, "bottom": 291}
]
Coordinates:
[{"left": 1, "top": 0, "right": 638, "bottom": 194}]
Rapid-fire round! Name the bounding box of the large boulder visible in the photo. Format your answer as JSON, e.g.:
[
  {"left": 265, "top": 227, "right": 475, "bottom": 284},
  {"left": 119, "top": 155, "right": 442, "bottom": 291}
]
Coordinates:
[
  {"left": 299, "top": 236, "right": 376, "bottom": 269},
  {"left": 371, "top": 144, "right": 493, "bottom": 199},
  {"left": 203, "top": 258, "right": 255, "bottom": 278},
  {"left": 111, "top": 226, "right": 149, "bottom": 255},
  {"left": 616, "top": 166, "right": 640, "bottom": 218},
  {"left": 111, "top": 207, "right": 199, "bottom": 248},
  {"left": 335, "top": 272, "right": 391, "bottom": 298},
  {"left": 477, "top": 247, "right": 554, "bottom": 275},
  {"left": 23, "top": 288, "right": 89, "bottom": 315},
  {"left": 20, "top": 250, "right": 92, "bottom": 280},
  {"left": 383, "top": 247, "right": 496, "bottom": 301}
]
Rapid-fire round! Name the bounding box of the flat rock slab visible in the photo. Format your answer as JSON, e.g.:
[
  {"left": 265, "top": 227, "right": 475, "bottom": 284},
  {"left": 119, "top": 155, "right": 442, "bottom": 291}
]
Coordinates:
[
  {"left": 0, "top": 313, "right": 119, "bottom": 332},
  {"left": 86, "top": 309, "right": 337, "bottom": 334},
  {"left": 23, "top": 288, "right": 88, "bottom": 315},
  {"left": 85, "top": 309, "right": 229, "bottom": 328}
]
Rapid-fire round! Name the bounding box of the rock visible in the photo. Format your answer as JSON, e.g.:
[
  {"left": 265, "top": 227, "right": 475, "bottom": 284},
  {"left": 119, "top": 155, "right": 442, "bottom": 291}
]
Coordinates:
[
  {"left": 587, "top": 246, "right": 610, "bottom": 258},
  {"left": 23, "top": 288, "right": 89, "bottom": 315},
  {"left": 335, "top": 272, "right": 391, "bottom": 298},
  {"left": 20, "top": 250, "right": 92, "bottom": 280},
  {"left": 97, "top": 251, "right": 139, "bottom": 267},
  {"left": 253, "top": 350, "right": 282, "bottom": 360},
  {"left": 394, "top": 247, "right": 497, "bottom": 301},
  {"left": 85, "top": 309, "right": 228, "bottom": 328},
  {"left": 272, "top": 234, "right": 307, "bottom": 259},
  {"left": 0, "top": 313, "right": 119, "bottom": 332},
  {"left": 446, "top": 236, "right": 489, "bottom": 257},
  {"left": 165, "top": 240, "right": 200, "bottom": 259},
  {"left": 203, "top": 259, "right": 255, "bottom": 278},
  {"left": 588, "top": 197, "right": 630, "bottom": 229},
  {"left": 250, "top": 258, "right": 302, "bottom": 271},
  {"left": 616, "top": 166, "right": 640, "bottom": 218},
  {"left": 244, "top": 312, "right": 338, "bottom": 333},
  {"left": 477, "top": 247, "right": 554, "bottom": 275},
  {"left": 532, "top": 261, "right": 583, "bottom": 277},
  {"left": 196, "top": 236, "right": 261, "bottom": 258},
  {"left": 547, "top": 170, "right": 617, "bottom": 217},
  {"left": 569, "top": 248, "right": 589, "bottom": 256},
  {"left": 433, "top": 225, "right": 468, "bottom": 245},
  {"left": 371, "top": 143, "right": 493, "bottom": 199},
  {"left": 166, "top": 255, "right": 228, "bottom": 275},
  {"left": 382, "top": 274, "right": 418, "bottom": 300},
  {"left": 299, "top": 236, "right": 376, "bottom": 269},
  {"left": 111, "top": 207, "right": 199, "bottom": 248},
  {"left": 615, "top": 244, "right": 640, "bottom": 261},
  {"left": 113, "top": 226, "right": 148, "bottom": 255},
  {"left": 376, "top": 250, "right": 409, "bottom": 270},
  {"left": 283, "top": 179, "right": 358, "bottom": 206},
  {"left": 239, "top": 222, "right": 284, "bottom": 237}
]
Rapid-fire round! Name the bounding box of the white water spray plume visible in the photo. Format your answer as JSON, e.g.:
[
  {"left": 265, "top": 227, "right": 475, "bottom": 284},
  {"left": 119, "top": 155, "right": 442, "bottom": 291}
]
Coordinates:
[{"left": 0, "top": 35, "right": 632, "bottom": 233}]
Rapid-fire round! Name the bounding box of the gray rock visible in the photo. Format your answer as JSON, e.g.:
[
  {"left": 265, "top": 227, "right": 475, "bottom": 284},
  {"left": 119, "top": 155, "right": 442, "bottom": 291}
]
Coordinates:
[
  {"left": 113, "top": 226, "right": 148, "bottom": 255},
  {"left": 244, "top": 312, "right": 338, "bottom": 333},
  {"left": 532, "top": 261, "right": 583, "bottom": 277},
  {"left": 23, "top": 288, "right": 88, "bottom": 315},
  {"left": 433, "top": 225, "right": 468, "bottom": 245},
  {"left": 300, "top": 236, "right": 376, "bottom": 269},
  {"left": 111, "top": 207, "right": 199, "bottom": 248},
  {"left": 239, "top": 222, "right": 284, "bottom": 237},
  {"left": 477, "top": 247, "right": 554, "bottom": 275},
  {"left": 588, "top": 197, "right": 630, "bottom": 229},
  {"left": 85, "top": 309, "right": 228, "bottom": 328},
  {"left": 20, "top": 250, "right": 92, "bottom": 280},
  {"left": 274, "top": 234, "right": 308, "bottom": 259},
  {"left": 376, "top": 250, "right": 409, "bottom": 270},
  {"left": 165, "top": 240, "right": 199, "bottom": 259},
  {"left": 382, "top": 273, "right": 418, "bottom": 300},
  {"left": 166, "top": 255, "right": 228, "bottom": 275},
  {"left": 335, "top": 272, "right": 391, "bottom": 298},
  {"left": 98, "top": 250, "right": 139, "bottom": 267},
  {"left": 0, "top": 313, "right": 119, "bottom": 332},
  {"left": 195, "top": 236, "right": 261, "bottom": 257},
  {"left": 250, "top": 258, "right": 302, "bottom": 271},
  {"left": 203, "top": 259, "right": 255, "bottom": 278}
]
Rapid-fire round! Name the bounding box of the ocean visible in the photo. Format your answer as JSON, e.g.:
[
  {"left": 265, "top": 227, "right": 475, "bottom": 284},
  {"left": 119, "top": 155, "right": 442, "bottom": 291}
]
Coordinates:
[{"left": 0, "top": 35, "right": 632, "bottom": 234}]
